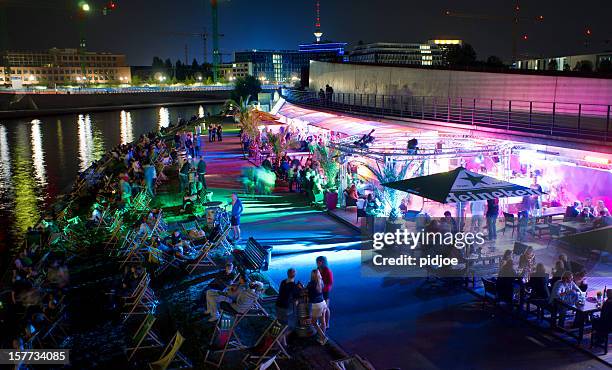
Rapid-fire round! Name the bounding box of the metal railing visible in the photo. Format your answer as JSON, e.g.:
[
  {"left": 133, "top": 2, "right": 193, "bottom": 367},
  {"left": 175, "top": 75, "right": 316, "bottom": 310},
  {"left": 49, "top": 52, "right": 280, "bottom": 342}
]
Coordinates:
[
  {"left": 0, "top": 84, "right": 282, "bottom": 95},
  {"left": 282, "top": 89, "right": 612, "bottom": 143}
]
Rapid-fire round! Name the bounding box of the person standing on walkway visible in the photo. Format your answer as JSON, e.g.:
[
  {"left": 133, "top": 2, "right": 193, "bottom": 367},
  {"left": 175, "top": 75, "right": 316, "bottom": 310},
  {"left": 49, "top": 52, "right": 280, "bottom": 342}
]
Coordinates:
[
  {"left": 217, "top": 124, "right": 223, "bottom": 142},
  {"left": 197, "top": 155, "right": 207, "bottom": 190},
  {"left": 316, "top": 256, "right": 333, "bottom": 330},
  {"left": 231, "top": 193, "right": 244, "bottom": 242},
  {"left": 275, "top": 268, "right": 300, "bottom": 347},
  {"left": 211, "top": 125, "right": 217, "bottom": 142},
  {"left": 143, "top": 160, "right": 157, "bottom": 196},
  {"left": 179, "top": 160, "right": 191, "bottom": 194},
  {"left": 486, "top": 198, "right": 499, "bottom": 242},
  {"left": 470, "top": 199, "right": 486, "bottom": 232},
  {"left": 308, "top": 268, "right": 328, "bottom": 345}
]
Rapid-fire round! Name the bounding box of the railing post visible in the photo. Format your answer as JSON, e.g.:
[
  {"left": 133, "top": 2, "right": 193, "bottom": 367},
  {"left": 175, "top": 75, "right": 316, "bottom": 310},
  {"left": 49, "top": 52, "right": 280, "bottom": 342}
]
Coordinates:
[
  {"left": 433, "top": 97, "right": 437, "bottom": 119},
  {"left": 607, "top": 105, "right": 610, "bottom": 142},
  {"left": 529, "top": 101, "right": 533, "bottom": 127},
  {"left": 508, "top": 101, "right": 512, "bottom": 130},
  {"left": 422, "top": 96, "right": 425, "bottom": 120},
  {"left": 472, "top": 98, "right": 476, "bottom": 125},
  {"left": 447, "top": 97, "right": 451, "bottom": 122},
  {"left": 460, "top": 98, "right": 463, "bottom": 123},
  {"left": 577, "top": 103, "right": 582, "bottom": 134},
  {"left": 489, "top": 99, "right": 493, "bottom": 125},
  {"left": 400, "top": 95, "right": 404, "bottom": 117},
  {"left": 382, "top": 95, "right": 385, "bottom": 115},
  {"left": 551, "top": 102, "right": 556, "bottom": 135}
]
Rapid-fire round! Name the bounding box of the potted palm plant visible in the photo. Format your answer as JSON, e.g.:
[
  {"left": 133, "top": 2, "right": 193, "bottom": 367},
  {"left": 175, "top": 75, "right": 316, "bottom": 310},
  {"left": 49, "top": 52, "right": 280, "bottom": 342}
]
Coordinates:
[
  {"left": 315, "top": 144, "right": 340, "bottom": 210},
  {"left": 368, "top": 160, "right": 412, "bottom": 233}
]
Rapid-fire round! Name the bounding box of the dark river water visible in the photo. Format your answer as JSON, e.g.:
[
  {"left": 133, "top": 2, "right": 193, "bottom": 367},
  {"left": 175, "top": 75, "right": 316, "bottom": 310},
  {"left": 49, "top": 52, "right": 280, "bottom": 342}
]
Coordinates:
[{"left": 0, "top": 104, "right": 221, "bottom": 250}]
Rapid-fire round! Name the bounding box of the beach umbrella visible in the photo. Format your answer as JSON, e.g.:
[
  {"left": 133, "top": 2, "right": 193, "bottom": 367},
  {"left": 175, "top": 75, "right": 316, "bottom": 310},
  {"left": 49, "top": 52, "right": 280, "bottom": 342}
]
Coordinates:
[{"left": 382, "top": 166, "right": 545, "bottom": 204}]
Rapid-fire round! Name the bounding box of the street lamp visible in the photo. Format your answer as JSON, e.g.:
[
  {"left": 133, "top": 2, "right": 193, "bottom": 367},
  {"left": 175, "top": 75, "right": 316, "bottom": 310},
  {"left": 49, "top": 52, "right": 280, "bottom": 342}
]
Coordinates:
[{"left": 80, "top": 2, "right": 91, "bottom": 12}]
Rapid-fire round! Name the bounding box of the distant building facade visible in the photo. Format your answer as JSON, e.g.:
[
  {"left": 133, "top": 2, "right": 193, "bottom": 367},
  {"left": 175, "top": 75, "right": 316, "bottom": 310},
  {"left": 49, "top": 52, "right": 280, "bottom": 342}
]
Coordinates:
[
  {"left": 515, "top": 52, "right": 612, "bottom": 71},
  {"left": 349, "top": 39, "right": 462, "bottom": 66},
  {"left": 233, "top": 42, "right": 347, "bottom": 83},
  {"left": 218, "top": 62, "right": 253, "bottom": 81},
  {"left": 0, "top": 48, "right": 131, "bottom": 86}
]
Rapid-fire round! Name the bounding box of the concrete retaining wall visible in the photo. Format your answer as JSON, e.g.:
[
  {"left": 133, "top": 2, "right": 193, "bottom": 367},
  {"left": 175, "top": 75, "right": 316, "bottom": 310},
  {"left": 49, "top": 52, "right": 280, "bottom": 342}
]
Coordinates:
[{"left": 309, "top": 61, "right": 612, "bottom": 106}]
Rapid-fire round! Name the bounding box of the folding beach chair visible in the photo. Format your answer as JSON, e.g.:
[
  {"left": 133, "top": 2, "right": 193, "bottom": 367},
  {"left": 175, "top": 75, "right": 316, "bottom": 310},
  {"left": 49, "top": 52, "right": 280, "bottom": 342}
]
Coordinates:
[
  {"left": 120, "top": 235, "right": 148, "bottom": 267},
  {"left": 122, "top": 276, "right": 157, "bottom": 322},
  {"left": 39, "top": 308, "right": 69, "bottom": 347},
  {"left": 148, "top": 331, "right": 192, "bottom": 370},
  {"left": 242, "top": 320, "right": 289, "bottom": 369},
  {"left": 148, "top": 246, "right": 181, "bottom": 275},
  {"left": 331, "top": 355, "right": 376, "bottom": 370},
  {"left": 180, "top": 220, "right": 205, "bottom": 237},
  {"left": 204, "top": 315, "right": 246, "bottom": 368},
  {"left": 126, "top": 313, "right": 163, "bottom": 360},
  {"left": 185, "top": 241, "right": 216, "bottom": 274}
]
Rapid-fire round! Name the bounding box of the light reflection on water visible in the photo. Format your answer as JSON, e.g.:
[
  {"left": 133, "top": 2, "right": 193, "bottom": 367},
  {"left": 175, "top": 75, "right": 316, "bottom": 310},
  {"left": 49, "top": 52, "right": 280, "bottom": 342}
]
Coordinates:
[
  {"left": 0, "top": 104, "right": 220, "bottom": 246},
  {"left": 158, "top": 107, "right": 170, "bottom": 129},
  {"left": 31, "top": 119, "right": 47, "bottom": 187}
]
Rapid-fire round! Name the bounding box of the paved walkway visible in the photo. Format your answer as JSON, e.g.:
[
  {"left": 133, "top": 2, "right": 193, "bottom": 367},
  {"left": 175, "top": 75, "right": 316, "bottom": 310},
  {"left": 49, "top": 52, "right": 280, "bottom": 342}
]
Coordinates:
[{"left": 200, "top": 127, "right": 609, "bottom": 370}]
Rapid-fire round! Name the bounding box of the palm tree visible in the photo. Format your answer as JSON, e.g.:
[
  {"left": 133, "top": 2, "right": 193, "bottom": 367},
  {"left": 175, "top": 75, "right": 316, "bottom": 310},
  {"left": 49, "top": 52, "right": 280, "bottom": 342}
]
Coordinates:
[
  {"left": 223, "top": 95, "right": 254, "bottom": 130},
  {"left": 367, "top": 160, "right": 413, "bottom": 221},
  {"left": 315, "top": 144, "right": 340, "bottom": 191}
]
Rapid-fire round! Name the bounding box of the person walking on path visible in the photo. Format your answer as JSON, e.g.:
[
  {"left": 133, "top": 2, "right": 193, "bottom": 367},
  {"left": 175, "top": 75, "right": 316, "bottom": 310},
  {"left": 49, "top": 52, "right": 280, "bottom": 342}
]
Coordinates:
[
  {"left": 143, "top": 161, "right": 157, "bottom": 196},
  {"left": 179, "top": 160, "right": 191, "bottom": 194},
  {"left": 316, "top": 256, "right": 333, "bottom": 330},
  {"left": 208, "top": 124, "right": 214, "bottom": 142},
  {"left": 197, "top": 155, "right": 207, "bottom": 190},
  {"left": 231, "top": 193, "right": 244, "bottom": 242},
  {"left": 486, "top": 198, "right": 499, "bottom": 242},
  {"left": 275, "top": 268, "right": 300, "bottom": 347}
]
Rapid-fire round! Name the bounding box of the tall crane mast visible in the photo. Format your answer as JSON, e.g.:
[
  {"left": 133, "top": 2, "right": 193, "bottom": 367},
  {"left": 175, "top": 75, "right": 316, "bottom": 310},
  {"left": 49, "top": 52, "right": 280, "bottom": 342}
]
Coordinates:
[
  {"left": 444, "top": 2, "right": 544, "bottom": 61},
  {"left": 211, "top": 0, "right": 221, "bottom": 82}
]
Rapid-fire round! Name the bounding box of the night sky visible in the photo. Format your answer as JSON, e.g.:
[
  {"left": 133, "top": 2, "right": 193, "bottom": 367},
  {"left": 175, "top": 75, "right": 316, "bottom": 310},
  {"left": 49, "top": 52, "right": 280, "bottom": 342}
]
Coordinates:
[{"left": 4, "top": 0, "right": 612, "bottom": 65}]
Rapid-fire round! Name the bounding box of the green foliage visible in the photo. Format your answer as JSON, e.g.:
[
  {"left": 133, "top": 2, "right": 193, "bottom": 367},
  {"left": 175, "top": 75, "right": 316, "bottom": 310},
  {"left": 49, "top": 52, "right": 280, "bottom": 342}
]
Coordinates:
[
  {"left": 485, "top": 55, "right": 504, "bottom": 68},
  {"left": 231, "top": 75, "right": 262, "bottom": 102},
  {"left": 368, "top": 161, "right": 412, "bottom": 221},
  {"left": 224, "top": 96, "right": 257, "bottom": 138},
  {"left": 315, "top": 144, "right": 340, "bottom": 190},
  {"left": 130, "top": 75, "right": 142, "bottom": 85},
  {"left": 445, "top": 43, "right": 477, "bottom": 67}
]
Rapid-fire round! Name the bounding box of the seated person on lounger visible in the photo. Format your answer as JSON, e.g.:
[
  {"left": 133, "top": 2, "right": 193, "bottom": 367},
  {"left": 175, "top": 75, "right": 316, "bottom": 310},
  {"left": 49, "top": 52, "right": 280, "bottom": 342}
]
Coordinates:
[
  {"left": 206, "top": 277, "right": 263, "bottom": 321},
  {"left": 345, "top": 184, "right": 359, "bottom": 201}
]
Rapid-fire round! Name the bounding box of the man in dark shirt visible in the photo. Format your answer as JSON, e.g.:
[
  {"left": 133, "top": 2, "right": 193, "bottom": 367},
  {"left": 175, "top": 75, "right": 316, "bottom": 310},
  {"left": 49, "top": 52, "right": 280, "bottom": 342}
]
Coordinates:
[
  {"left": 276, "top": 268, "right": 300, "bottom": 346},
  {"left": 593, "top": 289, "right": 612, "bottom": 343}
]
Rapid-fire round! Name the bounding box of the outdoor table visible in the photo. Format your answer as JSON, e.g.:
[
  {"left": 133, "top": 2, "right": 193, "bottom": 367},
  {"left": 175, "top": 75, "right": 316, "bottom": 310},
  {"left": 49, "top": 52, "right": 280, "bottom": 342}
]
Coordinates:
[
  {"left": 558, "top": 221, "right": 595, "bottom": 234},
  {"left": 203, "top": 201, "right": 223, "bottom": 208},
  {"left": 464, "top": 252, "right": 503, "bottom": 285},
  {"left": 537, "top": 206, "right": 567, "bottom": 218},
  {"left": 554, "top": 292, "right": 602, "bottom": 343}
]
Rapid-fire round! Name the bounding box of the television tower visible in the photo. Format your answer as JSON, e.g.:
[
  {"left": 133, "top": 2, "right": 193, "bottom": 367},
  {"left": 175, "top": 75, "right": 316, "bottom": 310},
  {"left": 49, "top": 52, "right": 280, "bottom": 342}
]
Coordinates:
[{"left": 313, "top": 0, "right": 323, "bottom": 43}]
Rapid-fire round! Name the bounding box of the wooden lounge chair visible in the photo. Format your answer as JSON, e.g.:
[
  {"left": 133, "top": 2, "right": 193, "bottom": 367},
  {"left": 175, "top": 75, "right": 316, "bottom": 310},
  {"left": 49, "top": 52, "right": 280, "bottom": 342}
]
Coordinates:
[
  {"left": 204, "top": 315, "right": 246, "bottom": 368},
  {"left": 242, "top": 320, "right": 289, "bottom": 369},
  {"left": 148, "top": 331, "right": 191, "bottom": 370},
  {"left": 127, "top": 313, "right": 163, "bottom": 360},
  {"left": 331, "top": 354, "right": 376, "bottom": 370},
  {"left": 185, "top": 242, "right": 216, "bottom": 274}
]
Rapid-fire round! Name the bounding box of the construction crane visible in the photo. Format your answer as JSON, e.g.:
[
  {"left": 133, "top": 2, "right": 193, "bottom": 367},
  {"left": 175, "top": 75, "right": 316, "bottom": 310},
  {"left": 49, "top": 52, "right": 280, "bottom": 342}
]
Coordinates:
[
  {"left": 211, "top": 0, "right": 221, "bottom": 82},
  {"left": 167, "top": 31, "right": 209, "bottom": 64},
  {"left": 444, "top": 1, "right": 544, "bottom": 61}
]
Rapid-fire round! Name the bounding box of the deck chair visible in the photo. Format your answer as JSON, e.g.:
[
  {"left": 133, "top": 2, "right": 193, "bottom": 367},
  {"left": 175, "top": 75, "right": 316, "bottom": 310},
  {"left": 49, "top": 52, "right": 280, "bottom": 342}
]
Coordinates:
[
  {"left": 122, "top": 277, "right": 157, "bottom": 322},
  {"left": 204, "top": 315, "right": 246, "bottom": 368},
  {"left": 148, "top": 331, "right": 192, "bottom": 370},
  {"left": 331, "top": 354, "right": 376, "bottom": 370},
  {"left": 180, "top": 220, "right": 205, "bottom": 237},
  {"left": 185, "top": 242, "right": 216, "bottom": 274},
  {"left": 120, "top": 236, "right": 147, "bottom": 267},
  {"left": 106, "top": 218, "right": 125, "bottom": 249},
  {"left": 242, "top": 320, "right": 289, "bottom": 369},
  {"left": 39, "top": 309, "right": 68, "bottom": 347},
  {"left": 148, "top": 246, "right": 181, "bottom": 275},
  {"left": 127, "top": 313, "right": 163, "bottom": 360}
]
